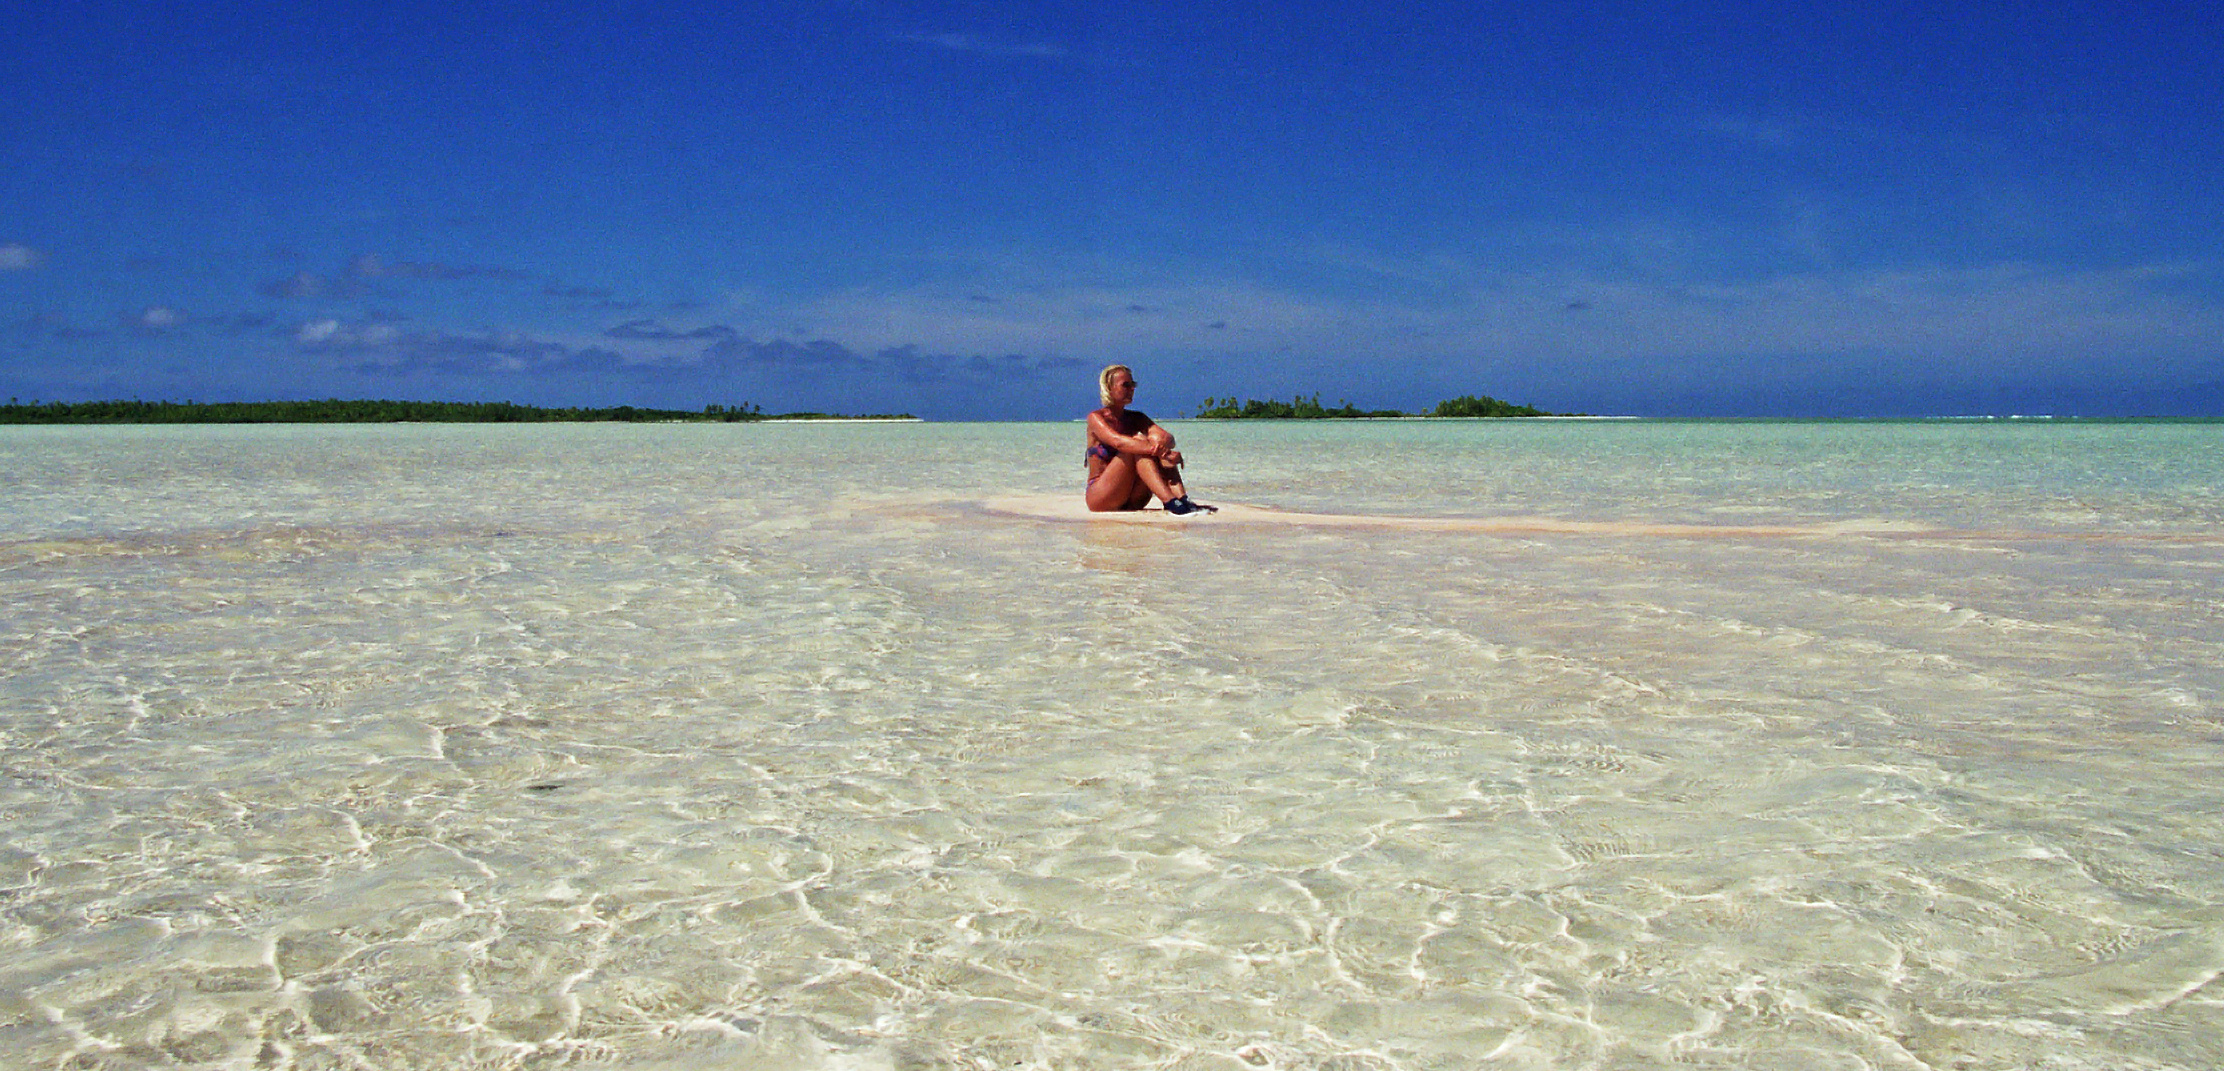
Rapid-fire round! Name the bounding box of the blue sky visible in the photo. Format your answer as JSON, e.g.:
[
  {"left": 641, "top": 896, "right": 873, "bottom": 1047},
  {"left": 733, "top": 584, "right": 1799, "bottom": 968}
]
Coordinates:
[{"left": 4, "top": 1, "right": 2220, "bottom": 419}]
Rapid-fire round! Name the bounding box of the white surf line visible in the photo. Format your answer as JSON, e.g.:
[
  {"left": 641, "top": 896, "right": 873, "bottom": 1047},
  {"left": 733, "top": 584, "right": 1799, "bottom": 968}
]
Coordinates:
[
  {"left": 975, "top": 495, "right": 2224, "bottom": 543},
  {"left": 979, "top": 494, "right": 1931, "bottom": 539}
]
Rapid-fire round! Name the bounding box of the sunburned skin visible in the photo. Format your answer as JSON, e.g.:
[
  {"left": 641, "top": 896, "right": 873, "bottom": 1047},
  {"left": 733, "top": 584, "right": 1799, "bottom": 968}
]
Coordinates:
[{"left": 1083, "top": 365, "right": 1213, "bottom": 515}]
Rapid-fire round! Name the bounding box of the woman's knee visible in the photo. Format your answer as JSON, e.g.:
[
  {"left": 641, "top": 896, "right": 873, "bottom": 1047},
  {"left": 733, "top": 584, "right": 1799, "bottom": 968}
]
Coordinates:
[{"left": 1146, "top": 426, "right": 1176, "bottom": 449}]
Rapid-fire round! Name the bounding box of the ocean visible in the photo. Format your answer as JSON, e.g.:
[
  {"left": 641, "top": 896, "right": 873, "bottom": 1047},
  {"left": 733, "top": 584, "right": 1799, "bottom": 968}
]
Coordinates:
[{"left": 2, "top": 419, "right": 2219, "bottom": 1069}]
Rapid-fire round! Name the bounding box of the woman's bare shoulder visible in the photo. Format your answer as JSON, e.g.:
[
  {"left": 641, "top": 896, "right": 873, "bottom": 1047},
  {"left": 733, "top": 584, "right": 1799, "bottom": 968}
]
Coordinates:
[{"left": 1087, "top": 407, "right": 1148, "bottom": 432}]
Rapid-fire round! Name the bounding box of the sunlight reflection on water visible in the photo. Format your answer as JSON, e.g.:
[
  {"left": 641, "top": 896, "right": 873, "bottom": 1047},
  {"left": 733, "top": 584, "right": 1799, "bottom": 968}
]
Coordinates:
[{"left": 2, "top": 421, "right": 2220, "bottom": 1069}]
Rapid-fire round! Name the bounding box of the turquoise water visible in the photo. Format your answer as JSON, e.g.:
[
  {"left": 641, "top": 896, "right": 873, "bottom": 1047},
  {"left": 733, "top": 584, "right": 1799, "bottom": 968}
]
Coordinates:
[
  {"left": 1180, "top": 418, "right": 2224, "bottom": 531},
  {"left": 2, "top": 420, "right": 2219, "bottom": 1069}
]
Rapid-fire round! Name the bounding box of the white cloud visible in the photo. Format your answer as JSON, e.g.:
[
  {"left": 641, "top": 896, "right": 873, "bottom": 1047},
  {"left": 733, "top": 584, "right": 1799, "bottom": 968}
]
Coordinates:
[
  {"left": 893, "top": 31, "right": 1067, "bottom": 59},
  {"left": 262, "top": 271, "right": 327, "bottom": 299},
  {"left": 1695, "top": 114, "right": 1800, "bottom": 148},
  {"left": 295, "top": 318, "right": 401, "bottom": 347},
  {"left": 136, "top": 306, "right": 183, "bottom": 330},
  {"left": 1528, "top": 262, "right": 2224, "bottom": 365},
  {"left": 712, "top": 257, "right": 2223, "bottom": 385},
  {"left": 0, "top": 243, "right": 42, "bottom": 270}
]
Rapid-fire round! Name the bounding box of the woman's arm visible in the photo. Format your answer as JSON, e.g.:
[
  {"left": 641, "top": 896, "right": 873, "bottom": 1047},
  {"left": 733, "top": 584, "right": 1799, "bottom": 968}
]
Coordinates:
[{"left": 1086, "top": 410, "right": 1167, "bottom": 458}]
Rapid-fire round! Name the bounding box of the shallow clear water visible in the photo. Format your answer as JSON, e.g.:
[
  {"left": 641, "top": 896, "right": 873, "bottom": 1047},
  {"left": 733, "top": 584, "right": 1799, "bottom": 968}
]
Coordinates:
[{"left": 2, "top": 420, "right": 2220, "bottom": 1070}]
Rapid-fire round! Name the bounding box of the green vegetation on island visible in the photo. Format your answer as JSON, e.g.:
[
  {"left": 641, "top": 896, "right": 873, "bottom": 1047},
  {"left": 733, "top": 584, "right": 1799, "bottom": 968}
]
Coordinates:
[
  {"left": 1193, "top": 395, "right": 1406, "bottom": 419},
  {"left": 1195, "top": 392, "right": 1553, "bottom": 419},
  {"left": 0, "top": 399, "right": 916, "bottom": 424},
  {"left": 1427, "top": 393, "right": 1552, "bottom": 418}
]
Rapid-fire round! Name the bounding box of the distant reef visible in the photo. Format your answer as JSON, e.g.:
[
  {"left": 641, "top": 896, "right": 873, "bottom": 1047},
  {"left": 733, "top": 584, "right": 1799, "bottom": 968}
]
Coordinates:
[
  {"left": 0, "top": 399, "right": 916, "bottom": 424},
  {"left": 1195, "top": 392, "right": 1556, "bottom": 419}
]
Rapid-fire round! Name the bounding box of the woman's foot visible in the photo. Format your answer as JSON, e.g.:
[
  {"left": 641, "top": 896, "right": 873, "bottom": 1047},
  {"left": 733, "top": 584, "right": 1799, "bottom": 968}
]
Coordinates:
[{"left": 1165, "top": 496, "right": 1216, "bottom": 515}]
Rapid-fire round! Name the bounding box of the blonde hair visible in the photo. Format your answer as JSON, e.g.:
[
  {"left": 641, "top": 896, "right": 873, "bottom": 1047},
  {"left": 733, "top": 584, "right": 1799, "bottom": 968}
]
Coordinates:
[{"left": 1098, "top": 364, "right": 1132, "bottom": 407}]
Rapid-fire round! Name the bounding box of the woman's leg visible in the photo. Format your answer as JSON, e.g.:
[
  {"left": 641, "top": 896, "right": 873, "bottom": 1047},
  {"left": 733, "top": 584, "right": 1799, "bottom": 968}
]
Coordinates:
[
  {"left": 1150, "top": 463, "right": 1186, "bottom": 503},
  {"left": 1086, "top": 456, "right": 1144, "bottom": 511},
  {"left": 1086, "top": 453, "right": 1183, "bottom": 511},
  {"left": 1127, "top": 451, "right": 1186, "bottom": 506},
  {"left": 1141, "top": 427, "right": 1188, "bottom": 502}
]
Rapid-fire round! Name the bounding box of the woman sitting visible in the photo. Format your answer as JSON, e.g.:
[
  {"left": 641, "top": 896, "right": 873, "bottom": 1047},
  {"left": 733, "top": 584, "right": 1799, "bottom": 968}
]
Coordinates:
[{"left": 1084, "top": 364, "right": 1212, "bottom": 514}]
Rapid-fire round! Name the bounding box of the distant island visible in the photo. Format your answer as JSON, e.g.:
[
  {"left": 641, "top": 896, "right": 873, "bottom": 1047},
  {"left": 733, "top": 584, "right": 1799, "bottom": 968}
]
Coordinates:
[
  {"left": 0, "top": 399, "right": 916, "bottom": 424},
  {"left": 1195, "top": 392, "right": 1555, "bottom": 419}
]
